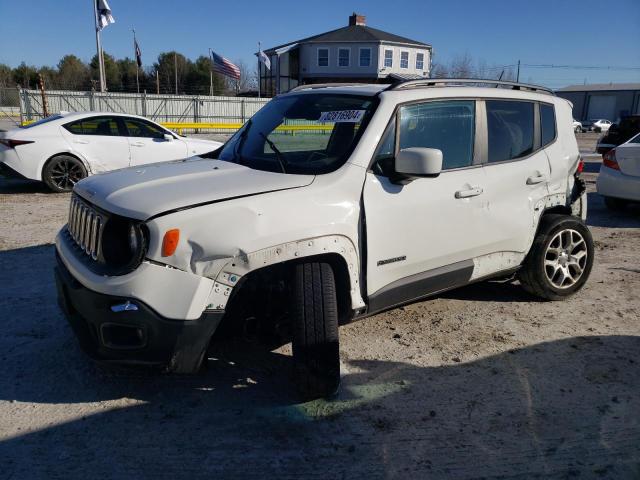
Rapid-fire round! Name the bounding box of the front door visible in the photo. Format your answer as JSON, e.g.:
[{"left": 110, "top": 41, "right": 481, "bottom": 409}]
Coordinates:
[
  {"left": 363, "top": 99, "right": 487, "bottom": 308},
  {"left": 123, "top": 117, "right": 188, "bottom": 166}
]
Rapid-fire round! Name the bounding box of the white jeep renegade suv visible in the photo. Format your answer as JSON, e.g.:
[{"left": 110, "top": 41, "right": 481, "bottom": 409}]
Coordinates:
[{"left": 54, "top": 79, "right": 592, "bottom": 399}]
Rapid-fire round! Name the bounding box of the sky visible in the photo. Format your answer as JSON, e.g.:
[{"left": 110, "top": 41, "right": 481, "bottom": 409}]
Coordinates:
[{"left": 1, "top": 0, "right": 639, "bottom": 89}]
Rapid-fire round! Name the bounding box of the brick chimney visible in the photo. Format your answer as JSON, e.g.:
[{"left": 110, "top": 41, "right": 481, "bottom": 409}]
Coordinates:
[{"left": 349, "top": 13, "right": 366, "bottom": 26}]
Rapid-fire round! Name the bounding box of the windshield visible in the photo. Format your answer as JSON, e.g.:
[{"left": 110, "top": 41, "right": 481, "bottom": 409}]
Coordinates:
[{"left": 217, "top": 93, "right": 377, "bottom": 174}]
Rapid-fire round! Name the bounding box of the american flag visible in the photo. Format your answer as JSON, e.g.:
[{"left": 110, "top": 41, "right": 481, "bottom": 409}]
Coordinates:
[{"left": 210, "top": 51, "right": 241, "bottom": 80}]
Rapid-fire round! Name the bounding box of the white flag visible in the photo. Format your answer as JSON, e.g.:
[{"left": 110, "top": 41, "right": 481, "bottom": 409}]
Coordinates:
[
  {"left": 257, "top": 48, "right": 271, "bottom": 71},
  {"left": 96, "top": 0, "right": 115, "bottom": 30}
]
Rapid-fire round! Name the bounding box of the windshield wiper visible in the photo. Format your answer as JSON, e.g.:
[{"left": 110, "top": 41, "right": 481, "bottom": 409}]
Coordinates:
[{"left": 258, "top": 131, "right": 288, "bottom": 174}]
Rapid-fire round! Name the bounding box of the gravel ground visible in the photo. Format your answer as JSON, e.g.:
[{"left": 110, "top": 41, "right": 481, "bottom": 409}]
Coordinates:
[{"left": 1, "top": 132, "right": 639, "bottom": 479}]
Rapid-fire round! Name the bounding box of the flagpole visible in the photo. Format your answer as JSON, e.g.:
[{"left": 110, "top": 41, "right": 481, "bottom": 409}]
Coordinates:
[
  {"left": 208, "top": 48, "right": 213, "bottom": 96},
  {"left": 132, "top": 29, "right": 140, "bottom": 94},
  {"left": 257, "top": 42, "right": 261, "bottom": 99},
  {"left": 93, "top": 0, "right": 106, "bottom": 92}
]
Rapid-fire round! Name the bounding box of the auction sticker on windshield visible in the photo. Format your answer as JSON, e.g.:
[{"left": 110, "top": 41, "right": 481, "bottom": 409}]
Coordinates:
[{"left": 319, "top": 110, "right": 366, "bottom": 123}]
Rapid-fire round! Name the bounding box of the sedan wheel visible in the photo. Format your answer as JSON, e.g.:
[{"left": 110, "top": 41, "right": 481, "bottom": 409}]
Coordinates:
[{"left": 43, "top": 155, "right": 87, "bottom": 193}]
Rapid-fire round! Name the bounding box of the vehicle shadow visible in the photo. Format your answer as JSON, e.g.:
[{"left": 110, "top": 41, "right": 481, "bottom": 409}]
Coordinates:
[
  {"left": 0, "top": 177, "right": 54, "bottom": 194},
  {"left": 1, "top": 245, "right": 639, "bottom": 478},
  {"left": 438, "top": 278, "right": 541, "bottom": 303},
  {"left": 585, "top": 191, "right": 640, "bottom": 228}
]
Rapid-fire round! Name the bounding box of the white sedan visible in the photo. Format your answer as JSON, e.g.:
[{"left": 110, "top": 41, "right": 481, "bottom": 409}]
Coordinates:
[
  {"left": 0, "top": 112, "right": 222, "bottom": 192},
  {"left": 592, "top": 119, "right": 612, "bottom": 133},
  {"left": 597, "top": 132, "right": 640, "bottom": 210}
]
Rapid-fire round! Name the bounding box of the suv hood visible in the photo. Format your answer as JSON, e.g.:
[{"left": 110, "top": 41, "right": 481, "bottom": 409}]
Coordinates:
[{"left": 74, "top": 158, "right": 315, "bottom": 220}]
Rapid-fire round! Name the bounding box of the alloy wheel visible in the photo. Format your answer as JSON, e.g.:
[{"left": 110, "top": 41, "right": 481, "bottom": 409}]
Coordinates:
[
  {"left": 544, "top": 229, "right": 588, "bottom": 289},
  {"left": 49, "top": 159, "right": 84, "bottom": 191}
]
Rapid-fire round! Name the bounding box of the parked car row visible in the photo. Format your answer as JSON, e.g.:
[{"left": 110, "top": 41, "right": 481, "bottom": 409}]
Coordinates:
[
  {"left": 0, "top": 112, "right": 222, "bottom": 192},
  {"left": 573, "top": 118, "right": 613, "bottom": 133}
]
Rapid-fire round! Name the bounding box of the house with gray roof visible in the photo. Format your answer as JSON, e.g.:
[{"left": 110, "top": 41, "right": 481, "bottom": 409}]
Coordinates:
[{"left": 259, "top": 14, "right": 432, "bottom": 96}]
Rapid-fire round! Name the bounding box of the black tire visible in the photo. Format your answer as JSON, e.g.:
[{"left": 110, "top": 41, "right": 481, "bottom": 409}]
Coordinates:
[
  {"left": 518, "top": 214, "right": 594, "bottom": 301},
  {"left": 604, "top": 196, "right": 628, "bottom": 212},
  {"left": 291, "top": 262, "right": 340, "bottom": 400},
  {"left": 42, "top": 155, "right": 87, "bottom": 193}
]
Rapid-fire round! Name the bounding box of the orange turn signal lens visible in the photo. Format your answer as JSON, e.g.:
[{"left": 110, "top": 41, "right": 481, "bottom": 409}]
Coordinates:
[{"left": 161, "top": 229, "right": 180, "bottom": 257}]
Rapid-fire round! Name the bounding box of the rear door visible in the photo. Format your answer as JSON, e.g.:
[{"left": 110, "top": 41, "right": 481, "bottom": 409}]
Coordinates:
[
  {"left": 479, "top": 99, "right": 551, "bottom": 253},
  {"left": 123, "top": 117, "right": 188, "bottom": 166},
  {"left": 61, "top": 116, "right": 131, "bottom": 172}
]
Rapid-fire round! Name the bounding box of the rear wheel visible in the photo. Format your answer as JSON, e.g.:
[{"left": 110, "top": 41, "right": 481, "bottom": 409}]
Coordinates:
[
  {"left": 291, "top": 262, "right": 340, "bottom": 400},
  {"left": 518, "top": 215, "right": 594, "bottom": 300},
  {"left": 43, "top": 155, "right": 87, "bottom": 193},
  {"left": 574, "top": 125, "right": 581, "bottom": 133},
  {"left": 604, "top": 196, "right": 628, "bottom": 211}
]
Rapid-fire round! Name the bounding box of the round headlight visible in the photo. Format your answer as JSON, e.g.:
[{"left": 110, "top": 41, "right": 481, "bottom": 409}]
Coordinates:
[{"left": 101, "top": 216, "right": 147, "bottom": 274}]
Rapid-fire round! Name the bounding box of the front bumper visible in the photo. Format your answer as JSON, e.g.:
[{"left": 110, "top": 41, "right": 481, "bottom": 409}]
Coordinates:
[
  {"left": 596, "top": 165, "right": 640, "bottom": 202},
  {"left": 55, "top": 253, "right": 224, "bottom": 372}
]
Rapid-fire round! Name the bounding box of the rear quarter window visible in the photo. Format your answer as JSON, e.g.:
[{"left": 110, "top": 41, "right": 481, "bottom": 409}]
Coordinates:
[{"left": 540, "top": 103, "right": 556, "bottom": 146}]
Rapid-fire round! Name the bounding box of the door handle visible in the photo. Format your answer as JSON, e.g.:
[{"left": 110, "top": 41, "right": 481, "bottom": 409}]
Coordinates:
[
  {"left": 526, "top": 174, "right": 548, "bottom": 185},
  {"left": 455, "top": 187, "right": 483, "bottom": 199},
  {"left": 131, "top": 141, "right": 145, "bottom": 147}
]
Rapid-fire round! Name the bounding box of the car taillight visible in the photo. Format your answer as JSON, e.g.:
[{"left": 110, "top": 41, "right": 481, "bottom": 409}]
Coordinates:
[
  {"left": 0, "top": 139, "right": 34, "bottom": 149},
  {"left": 577, "top": 157, "right": 584, "bottom": 174},
  {"left": 603, "top": 149, "right": 620, "bottom": 170}
]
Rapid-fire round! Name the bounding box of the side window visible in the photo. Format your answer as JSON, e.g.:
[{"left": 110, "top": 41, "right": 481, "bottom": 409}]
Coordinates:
[
  {"left": 318, "top": 48, "right": 329, "bottom": 67},
  {"left": 124, "top": 118, "right": 165, "bottom": 139},
  {"left": 384, "top": 50, "right": 393, "bottom": 68},
  {"left": 338, "top": 48, "right": 350, "bottom": 67},
  {"left": 486, "top": 100, "right": 534, "bottom": 162},
  {"left": 400, "top": 51, "right": 409, "bottom": 69},
  {"left": 540, "top": 103, "right": 556, "bottom": 146},
  {"left": 64, "top": 117, "right": 119, "bottom": 136},
  {"left": 399, "top": 100, "right": 475, "bottom": 170},
  {"left": 372, "top": 117, "right": 397, "bottom": 176},
  {"left": 359, "top": 48, "right": 371, "bottom": 67}
]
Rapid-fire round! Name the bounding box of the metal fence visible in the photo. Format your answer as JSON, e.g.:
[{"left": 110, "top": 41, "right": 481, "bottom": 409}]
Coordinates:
[{"left": 11, "top": 89, "right": 270, "bottom": 132}]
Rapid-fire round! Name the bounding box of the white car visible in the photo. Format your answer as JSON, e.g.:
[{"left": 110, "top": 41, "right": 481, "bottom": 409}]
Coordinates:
[
  {"left": 54, "top": 80, "right": 592, "bottom": 399},
  {"left": 597, "top": 132, "right": 640, "bottom": 209},
  {"left": 592, "top": 119, "right": 612, "bottom": 133},
  {"left": 572, "top": 119, "right": 582, "bottom": 133},
  {"left": 0, "top": 112, "right": 221, "bottom": 192}
]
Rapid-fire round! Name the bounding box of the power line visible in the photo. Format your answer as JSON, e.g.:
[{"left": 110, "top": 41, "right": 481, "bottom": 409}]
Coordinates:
[{"left": 522, "top": 63, "right": 640, "bottom": 71}]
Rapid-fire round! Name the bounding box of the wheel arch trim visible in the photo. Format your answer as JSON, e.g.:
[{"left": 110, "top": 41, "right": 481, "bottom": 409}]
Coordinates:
[{"left": 204, "top": 235, "right": 364, "bottom": 312}]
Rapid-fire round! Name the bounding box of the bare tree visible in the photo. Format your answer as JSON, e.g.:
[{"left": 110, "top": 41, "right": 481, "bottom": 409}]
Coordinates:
[{"left": 236, "top": 60, "right": 257, "bottom": 92}]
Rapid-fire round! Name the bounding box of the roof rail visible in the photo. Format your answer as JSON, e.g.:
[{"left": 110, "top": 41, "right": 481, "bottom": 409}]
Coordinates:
[
  {"left": 384, "top": 78, "right": 555, "bottom": 95},
  {"left": 290, "top": 83, "right": 371, "bottom": 92}
]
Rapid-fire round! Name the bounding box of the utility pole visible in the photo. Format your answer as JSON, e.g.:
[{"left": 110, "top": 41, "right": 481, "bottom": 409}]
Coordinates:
[
  {"left": 93, "top": 0, "right": 106, "bottom": 92},
  {"left": 156, "top": 70, "right": 160, "bottom": 94},
  {"left": 174, "top": 52, "right": 178, "bottom": 95},
  {"left": 516, "top": 60, "right": 521, "bottom": 83},
  {"left": 38, "top": 73, "right": 49, "bottom": 118}
]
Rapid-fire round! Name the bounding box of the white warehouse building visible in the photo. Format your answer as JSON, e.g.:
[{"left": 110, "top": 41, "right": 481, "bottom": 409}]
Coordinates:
[{"left": 259, "top": 13, "right": 432, "bottom": 96}]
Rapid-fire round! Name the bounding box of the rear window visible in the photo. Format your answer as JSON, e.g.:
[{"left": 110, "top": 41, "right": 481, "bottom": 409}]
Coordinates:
[
  {"left": 540, "top": 103, "right": 556, "bottom": 146},
  {"left": 487, "top": 100, "right": 534, "bottom": 162},
  {"left": 21, "top": 115, "right": 63, "bottom": 129}
]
